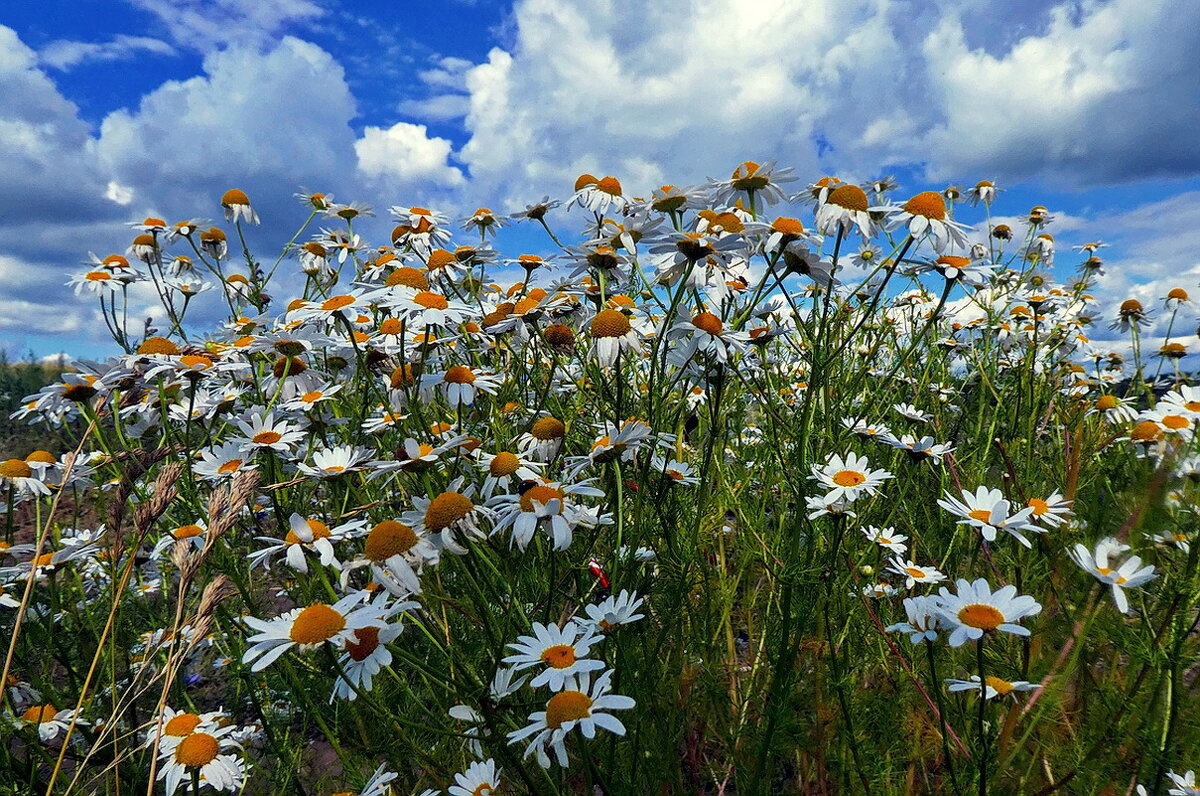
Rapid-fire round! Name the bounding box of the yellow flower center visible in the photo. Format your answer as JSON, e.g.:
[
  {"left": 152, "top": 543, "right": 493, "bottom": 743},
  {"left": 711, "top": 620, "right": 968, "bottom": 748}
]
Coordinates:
[
  {"left": 22, "top": 704, "right": 58, "bottom": 723},
  {"left": 413, "top": 291, "right": 449, "bottom": 310},
  {"left": 289, "top": 604, "right": 346, "bottom": 645},
  {"left": 172, "top": 524, "right": 205, "bottom": 540},
  {"left": 216, "top": 459, "right": 242, "bottom": 474},
  {"left": 1163, "top": 415, "right": 1190, "bottom": 430},
  {"left": 520, "top": 485, "right": 565, "bottom": 513},
  {"left": 1095, "top": 395, "right": 1119, "bottom": 411},
  {"left": 252, "top": 430, "right": 282, "bottom": 445},
  {"left": 902, "top": 192, "right": 947, "bottom": 220},
  {"left": 175, "top": 731, "right": 220, "bottom": 767},
  {"left": 531, "top": 417, "right": 566, "bottom": 440},
  {"left": 0, "top": 459, "right": 33, "bottom": 479},
  {"left": 444, "top": 365, "right": 476, "bottom": 384},
  {"left": 345, "top": 625, "right": 381, "bottom": 662},
  {"left": 545, "top": 690, "right": 593, "bottom": 729},
  {"left": 591, "top": 310, "right": 633, "bottom": 338},
  {"left": 827, "top": 185, "right": 869, "bottom": 211},
  {"left": 596, "top": 176, "right": 622, "bottom": 196},
  {"left": 691, "top": 312, "right": 724, "bottom": 335},
  {"left": 831, "top": 470, "right": 866, "bottom": 487},
  {"left": 221, "top": 189, "right": 251, "bottom": 207},
  {"left": 489, "top": 452, "right": 521, "bottom": 476},
  {"left": 385, "top": 267, "right": 430, "bottom": 290},
  {"left": 968, "top": 509, "right": 993, "bottom": 524},
  {"left": 540, "top": 644, "right": 577, "bottom": 669},
  {"left": 1130, "top": 421, "right": 1163, "bottom": 442},
  {"left": 424, "top": 492, "right": 473, "bottom": 531},
  {"left": 364, "top": 521, "right": 418, "bottom": 562},
  {"left": 905, "top": 567, "right": 927, "bottom": 579},
  {"left": 985, "top": 676, "right": 1015, "bottom": 696},
  {"left": 285, "top": 519, "right": 331, "bottom": 546},
  {"left": 1028, "top": 499, "right": 1049, "bottom": 515},
  {"left": 164, "top": 713, "right": 202, "bottom": 736},
  {"left": 321, "top": 295, "right": 356, "bottom": 311},
  {"left": 957, "top": 604, "right": 1005, "bottom": 631}
]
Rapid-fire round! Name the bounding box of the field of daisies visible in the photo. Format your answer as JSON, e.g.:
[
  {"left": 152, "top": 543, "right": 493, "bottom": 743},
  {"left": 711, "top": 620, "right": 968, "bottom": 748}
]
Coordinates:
[{"left": 2, "top": 164, "right": 1199, "bottom": 795}]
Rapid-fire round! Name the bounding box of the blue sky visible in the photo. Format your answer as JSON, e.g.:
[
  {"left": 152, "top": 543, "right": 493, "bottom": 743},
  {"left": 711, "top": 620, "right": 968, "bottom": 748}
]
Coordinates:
[{"left": 2, "top": 0, "right": 1199, "bottom": 360}]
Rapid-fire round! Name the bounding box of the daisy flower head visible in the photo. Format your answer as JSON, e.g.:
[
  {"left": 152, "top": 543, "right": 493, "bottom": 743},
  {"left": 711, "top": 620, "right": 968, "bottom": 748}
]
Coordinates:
[
  {"left": 231, "top": 411, "right": 307, "bottom": 456},
  {"left": 923, "top": 255, "right": 995, "bottom": 287},
  {"left": 576, "top": 590, "right": 645, "bottom": 634},
  {"left": 814, "top": 184, "right": 885, "bottom": 240},
  {"left": 934, "top": 578, "right": 1042, "bottom": 647},
  {"left": 1026, "top": 490, "right": 1073, "bottom": 528},
  {"left": 193, "top": 442, "right": 258, "bottom": 481},
  {"left": 1110, "top": 298, "right": 1152, "bottom": 333},
  {"left": 489, "top": 478, "right": 607, "bottom": 551},
  {"left": 713, "top": 160, "right": 797, "bottom": 207},
  {"left": 893, "top": 403, "right": 932, "bottom": 423},
  {"left": 517, "top": 416, "right": 568, "bottom": 461},
  {"left": 341, "top": 519, "right": 439, "bottom": 596},
  {"left": 503, "top": 621, "right": 605, "bottom": 691},
  {"left": 967, "top": 180, "right": 1000, "bottom": 206},
  {"left": 242, "top": 591, "right": 373, "bottom": 672},
  {"left": 18, "top": 704, "right": 83, "bottom": 742},
  {"left": 1071, "top": 537, "right": 1157, "bottom": 613},
  {"left": 862, "top": 525, "right": 908, "bottom": 555},
  {"left": 886, "top": 434, "right": 956, "bottom": 464},
  {"left": 651, "top": 456, "right": 699, "bottom": 487},
  {"left": 795, "top": 175, "right": 845, "bottom": 208},
  {"left": 809, "top": 451, "right": 893, "bottom": 504},
  {"left": 889, "top": 191, "right": 971, "bottom": 252},
  {"left": 460, "top": 207, "right": 508, "bottom": 239},
  {"left": 588, "top": 308, "right": 643, "bottom": 369},
  {"left": 448, "top": 759, "right": 502, "bottom": 796},
  {"left": 1087, "top": 393, "right": 1138, "bottom": 423},
  {"left": 886, "top": 595, "right": 941, "bottom": 644},
  {"left": 247, "top": 513, "right": 357, "bottom": 574},
  {"left": 569, "top": 174, "right": 627, "bottom": 215},
  {"left": 331, "top": 603, "right": 416, "bottom": 702},
  {"left": 420, "top": 364, "right": 502, "bottom": 406},
  {"left": 1166, "top": 771, "right": 1200, "bottom": 796},
  {"left": 402, "top": 479, "right": 491, "bottom": 555},
  {"left": 665, "top": 310, "right": 751, "bottom": 366},
  {"left": 157, "top": 723, "right": 245, "bottom": 793},
  {"left": 507, "top": 668, "right": 635, "bottom": 768},
  {"left": 296, "top": 445, "right": 372, "bottom": 479},
  {"left": 221, "top": 188, "right": 259, "bottom": 225},
  {"left": 937, "top": 485, "right": 1041, "bottom": 547},
  {"left": 0, "top": 458, "right": 50, "bottom": 497},
  {"left": 946, "top": 675, "right": 1040, "bottom": 700},
  {"left": 886, "top": 556, "right": 947, "bottom": 589}
]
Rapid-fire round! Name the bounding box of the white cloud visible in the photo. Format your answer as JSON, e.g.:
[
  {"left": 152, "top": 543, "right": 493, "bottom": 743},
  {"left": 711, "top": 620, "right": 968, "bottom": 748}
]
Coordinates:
[
  {"left": 127, "top": 0, "right": 324, "bottom": 51},
  {"left": 40, "top": 35, "right": 176, "bottom": 70},
  {"left": 355, "top": 122, "right": 466, "bottom": 186},
  {"left": 397, "top": 94, "right": 472, "bottom": 122}
]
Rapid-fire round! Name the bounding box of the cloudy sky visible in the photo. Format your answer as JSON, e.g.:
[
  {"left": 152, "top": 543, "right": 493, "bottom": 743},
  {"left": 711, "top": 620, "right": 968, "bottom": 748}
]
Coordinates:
[{"left": 2, "top": 0, "right": 1199, "bottom": 360}]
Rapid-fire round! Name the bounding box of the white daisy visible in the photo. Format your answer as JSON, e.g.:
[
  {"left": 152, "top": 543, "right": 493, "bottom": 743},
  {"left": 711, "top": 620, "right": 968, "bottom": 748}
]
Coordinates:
[{"left": 934, "top": 578, "right": 1042, "bottom": 648}]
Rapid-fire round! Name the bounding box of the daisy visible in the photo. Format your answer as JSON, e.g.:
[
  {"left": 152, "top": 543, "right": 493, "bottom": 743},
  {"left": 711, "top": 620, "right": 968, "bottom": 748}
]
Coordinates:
[
  {"left": 1166, "top": 771, "right": 1200, "bottom": 796},
  {"left": 1070, "top": 538, "right": 1157, "bottom": 613},
  {"left": 713, "top": 160, "right": 797, "bottom": 207},
  {"left": 946, "top": 675, "right": 1040, "bottom": 700},
  {"left": 157, "top": 724, "right": 245, "bottom": 793},
  {"left": 221, "top": 188, "right": 259, "bottom": 225},
  {"left": 665, "top": 310, "right": 751, "bottom": 366},
  {"left": 401, "top": 479, "right": 491, "bottom": 554},
  {"left": 1086, "top": 394, "right": 1138, "bottom": 424},
  {"left": 1026, "top": 490, "right": 1073, "bottom": 528},
  {"left": 934, "top": 578, "right": 1042, "bottom": 647},
  {"left": 813, "top": 184, "right": 884, "bottom": 240},
  {"left": 893, "top": 403, "right": 932, "bottom": 423},
  {"left": 806, "top": 494, "right": 857, "bottom": 521},
  {"left": 507, "top": 668, "right": 635, "bottom": 768},
  {"left": 230, "top": 411, "right": 307, "bottom": 456},
  {"left": 887, "top": 557, "right": 947, "bottom": 589},
  {"left": 331, "top": 596, "right": 418, "bottom": 702},
  {"left": 448, "top": 759, "right": 502, "bottom": 796},
  {"left": 576, "top": 590, "right": 645, "bottom": 634},
  {"left": 340, "top": 520, "right": 439, "bottom": 596},
  {"left": 296, "top": 446, "right": 373, "bottom": 479},
  {"left": 147, "top": 707, "right": 226, "bottom": 754},
  {"left": 922, "top": 255, "right": 994, "bottom": 287},
  {"left": 18, "top": 704, "right": 83, "bottom": 742},
  {"left": 0, "top": 459, "right": 51, "bottom": 497},
  {"left": 242, "top": 591, "right": 374, "bottom": 672},
  {"left": 885, "top": 595, "right": 941, "bottom": 643},
  {"left": 588, "top": 309, "right": 643, "bottom": 369},
  {"left": 885, "top": 434, "right": 955, "bottom": 464},
  {"left": 488, "top": 479, "right": 607, "bottom": 551},
  {"left": 889, "top": 192, "right": 971, "bottom": 252},
  {"left": 862, "top": 526, "right": 908, "bottom": 555},
  {"left": 569, "top": 174, "right": 628, "bottom": 215},
  {"left": 503, "top": 622, "right": 606, "bottom": 691},
  {"left": 651, "top": 456, "right": 700, "bottom": 487},
  {"left": 809, "top": 452, "right": 893, "bottom": 503},
  {"left": 475, "top": 449, "right": 545, "bottom": 499},
  {"left": 383, "top": 287, "right": 474, "bottom": 329},
  {"left": 420, "top": 364, "right": 503, "bottom": 406},
  {"left": 937, "top": 486, "right": 1041, "bottom": 547},
  {"left": 247, "top": 514, "right": 358, "bottom": 574},
  {"left": 967, "top": 180, "right": 1000, "bottom": 206}
]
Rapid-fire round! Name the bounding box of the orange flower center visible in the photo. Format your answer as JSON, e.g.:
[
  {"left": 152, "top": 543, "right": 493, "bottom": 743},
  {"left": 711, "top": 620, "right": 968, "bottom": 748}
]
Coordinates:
[
  {"left": 364, "top": 521, "right": 418, "bottom": 562},
  {"left": 520, "top": 485, "right": 565, "bottom": 513},
  {"left": 386, "top": 267, "right": 430, "bottom": 290},
  {"left": 967, "top": 509, "right": 993, "bottom": 524},
  {"left": 827, "top": 185, "right": 869, "bottom": 211},
  {"left": 691, "top": 312, "right": 724, "bottom": 335},
  {"left": 957, "top": 604, "right": 1005, "bottom": 631},
  {"left": 531, "top": 417, "right": 566, "bottom": 440},
  {"left": 831, "top": 470, "right": 866, "bottom": 487},
  {"left": 596, "top": 176, "right": 622, "bottom": 196},
  {"left": 138, "top": 336, "right": 180, "bottom": 356},
  {"left": 164, "top": 713, "right": 202, "bottom": 736},
  {"left": 345, "top": 625, "right": 382, "bottom": 662},
  {"left": 413, "top": 291, "right": 449, "bottom": 310},
  {"left": 289, "top": 604, "right": 345, "bottom": 645},
  {"left": 985, "top": 676, "right": 1015, "bottom": 696},
  {"left": 489, "top": 452, "right": 521, "bottom": 476},
  {"left": 221, "top": 189, "right": 250, "bottom": 207},
  {"left": 1095, "top": 395, "right": 1119, "bottom": 411},
  {"left": 1028, "top": 499, "right": 1049, "bottom": 515},
  {"left": 172, "top": 524, "right": 205, "bottom": 540},
  {"left": 252, "top": 431, "right": 282, "bottom": 445},
  {"left": 540, "top": 644, "right": 577, "bottom": 669},
  {"left": 902, "top": 192, "right": 947, "bottom": 220},
  {"left": 545, "top": 690, "right": 593, "bottom": 729},
  {"left": 285, "top": 519, "right": 331, "bottom": 545},
  {"left": 444, "top": 365, "right": 476, "bottom": 384},
  {"left": 1163, "top": 415, "right": 1190, "bottom": 430},
  {"left": 591, "top": 310, "right": 633, "bottom": 338},
  {"left": 216, "top": 459, "right": 242, "bottom": 474},
  {"left": 0, "top": 459, "right": 33, "bottom": 479},
  {"left": 175, "top": 731, "right": 220, "bottom": 767},
  {"left": 321, "top": 295, "right": 356, "bottom": 311},
  {"left": 424, "top": 492, "right": 473, "bottom": 531},
  {"left": 22, "top": 704, "right": 57, "bottom": 723}
]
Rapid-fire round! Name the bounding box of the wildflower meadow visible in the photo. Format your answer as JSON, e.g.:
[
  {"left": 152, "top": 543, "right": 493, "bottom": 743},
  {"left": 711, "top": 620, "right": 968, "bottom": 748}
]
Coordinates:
[{"left": 4, "top": 165, "right": 1200, "bottom": 795}]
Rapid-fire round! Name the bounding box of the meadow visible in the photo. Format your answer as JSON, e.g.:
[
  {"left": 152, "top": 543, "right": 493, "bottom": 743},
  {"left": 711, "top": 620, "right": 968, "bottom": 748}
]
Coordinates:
[{"left": 2, "top": 166, "right": 1198, "bottom": 795}]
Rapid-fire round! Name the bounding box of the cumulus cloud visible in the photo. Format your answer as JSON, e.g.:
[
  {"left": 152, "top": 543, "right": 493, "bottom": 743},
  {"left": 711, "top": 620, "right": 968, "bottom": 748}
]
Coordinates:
[
  {"left": 451, "top": 0, "right": 1200, "bottom": 205},
  {"left": 39, "top": 35, "right": 176, "bottom": 70},
  {"left": 356, "top": 122, "right": 466, "bottom": 186}
]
